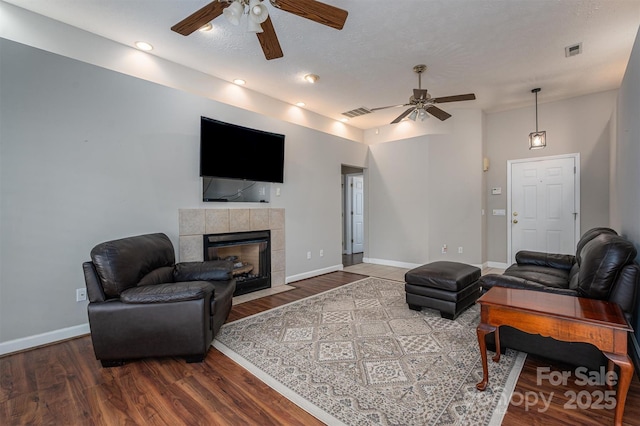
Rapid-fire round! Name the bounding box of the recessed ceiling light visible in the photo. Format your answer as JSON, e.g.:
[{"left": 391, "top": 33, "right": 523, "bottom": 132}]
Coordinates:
[
  {"left": 233, "top": 79, "right": 246, "bottom": 85},
  {"left": 199, "top": 23, "right": 213, "bottom": 32},
  {"left": 304, "top": 74, "right": 319, "bottom": 84},
  {"left": 295, "top": 102, "right": 306, "bottom": 107},
  {"left": 134, "top": 41, "right": 153, "bottom": 51},
  {"left": 340, "top": 118, "right": 349, "bottom": 123}
]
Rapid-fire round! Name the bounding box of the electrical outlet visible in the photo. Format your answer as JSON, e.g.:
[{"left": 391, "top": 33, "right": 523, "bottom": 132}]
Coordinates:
[
  {"left": 458, "top": 247, "right": 463, "bottom": 254},
  {"left": 307, "top": 251, "right": 312, "bottom": 260},
  {"left": 441, "top": 244, "right": 447, "bottom": 254},
  {"left": 320, "top": 249, "right": 324, "bottom": 257},
  {"left": 76, "top": 288, "right": 87, "bottom": 302}
]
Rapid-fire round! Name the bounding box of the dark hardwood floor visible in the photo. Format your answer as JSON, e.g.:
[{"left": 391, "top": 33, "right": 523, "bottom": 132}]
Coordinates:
[{"left": 2, "top": 270, "right": 640, "bottom": 425}]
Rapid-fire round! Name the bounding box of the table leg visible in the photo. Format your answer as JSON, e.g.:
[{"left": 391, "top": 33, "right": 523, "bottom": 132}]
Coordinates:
[
  {"left": 476, "top": 322, "right": 497, "bottom": 391},
  {"left": 603, "top": 352, "right": 634, "bottom": 426},
  {"left": 493, "top": 326, "right": 501, "bottom": 362},
  {"left": 607, "top": 358, "right": 615, "bottom": 391}
]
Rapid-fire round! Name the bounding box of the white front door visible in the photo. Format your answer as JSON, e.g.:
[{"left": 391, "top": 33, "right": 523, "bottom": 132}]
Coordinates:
[
  {"left": 508, "top": 154, "right": 579, "bottom": 264},
  {"left": 351, "top": 175, "right": 364, "bottom": 253}
]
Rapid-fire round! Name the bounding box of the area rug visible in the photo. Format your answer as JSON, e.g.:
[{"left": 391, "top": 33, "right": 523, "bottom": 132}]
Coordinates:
[{"left": 213, "top": 277, "right": 526, "bottom": 425}]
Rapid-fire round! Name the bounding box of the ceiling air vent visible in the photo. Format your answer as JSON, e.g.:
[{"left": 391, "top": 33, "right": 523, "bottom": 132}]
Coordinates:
[
  {"left": 565, "top": 43, "right": 582, "bottom": 58},
  {"left": 342, "top": 107, "right": 372, "bottom": 118}
]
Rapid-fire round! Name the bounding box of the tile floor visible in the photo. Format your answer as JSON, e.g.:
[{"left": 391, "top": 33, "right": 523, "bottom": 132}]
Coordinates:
[{"left": 343, "top": 262, "right": 505, "bottom": 282}]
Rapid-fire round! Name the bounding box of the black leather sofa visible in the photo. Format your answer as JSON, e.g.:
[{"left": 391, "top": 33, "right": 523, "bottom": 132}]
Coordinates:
[
  {"left": 83, "top": 233, "right": 236, "bottom": 367},
  {"left": 479, "top": 227, "right": 640, "bottom": 369}
]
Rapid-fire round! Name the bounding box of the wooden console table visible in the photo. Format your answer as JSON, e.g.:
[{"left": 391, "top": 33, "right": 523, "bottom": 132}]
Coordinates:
[{"left": 476, "top": 287, "right": 634, "bottom": 426}]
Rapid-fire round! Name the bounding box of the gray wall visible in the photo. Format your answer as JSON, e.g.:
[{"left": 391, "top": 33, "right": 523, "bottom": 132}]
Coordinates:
[
  {"left": 484, "top": 90, "right": 616, "bottom": 264},
  {"left": 610, "top": 25, "right": 640, "bottom": 361},
  {"left": 367, "top": 109, "right": 484, "bottom": 266},
  {"left": 0, "top": 40, "right": 367, "bottom": 343},
  {"left": 611, "top": 26, "right": 640, "bottom": 252}
]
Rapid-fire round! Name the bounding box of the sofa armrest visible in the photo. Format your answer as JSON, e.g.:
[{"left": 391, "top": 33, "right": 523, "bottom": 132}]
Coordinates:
[
  {"left": 515, "top": 251, "right": 576, "bottom": 270},
  {"left": 479, "top": 274, "right": 578, "bottom": 296},
  {"left": 174, "top": 260, "right": 234, "bottom": 282},
  {"left": 83, "top": 262, "right": 106, "bottom": 302},
  {"left": 120, "top": 281, "right": 213, "bottom": 304}
]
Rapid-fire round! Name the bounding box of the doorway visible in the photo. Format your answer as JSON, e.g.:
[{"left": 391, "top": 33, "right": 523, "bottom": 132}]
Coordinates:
[
  {"left": 507, "top": 153, "right": 580, "bottom": 264},
  {"left": 342, "top": 165, "right": 365, "bottom": 266}
]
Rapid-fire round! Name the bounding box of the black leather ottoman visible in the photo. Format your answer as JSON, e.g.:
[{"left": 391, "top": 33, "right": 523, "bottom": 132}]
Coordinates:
[{"left": 405, "top": 261, "right": 481, "bottom": 320}]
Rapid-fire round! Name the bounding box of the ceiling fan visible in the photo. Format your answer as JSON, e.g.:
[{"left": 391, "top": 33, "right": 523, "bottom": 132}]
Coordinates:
[
  {"left": 171, "top": 0, "right": 348, "bottom": 60},
  {"left": 366, "top": 64, "right": 476, "bottom": 124}
]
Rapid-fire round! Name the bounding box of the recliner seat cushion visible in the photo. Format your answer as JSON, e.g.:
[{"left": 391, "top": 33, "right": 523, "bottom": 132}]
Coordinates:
[
  {"left": 91, "top": 233, "right": 175, "bottom": 297},
  {"left": 576, "top": 234, "right": 637, "bottom": 299},
  {"left": 120, "top": 281, "right": 213, "bottom": 304},
  {"left": 503, "top": 265, "right": 571, "bottom": 289}
]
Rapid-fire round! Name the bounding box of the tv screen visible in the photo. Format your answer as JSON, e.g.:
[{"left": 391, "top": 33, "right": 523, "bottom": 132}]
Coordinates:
[{"left": 200, "top": 116, "right": 285, "bottom": 183}]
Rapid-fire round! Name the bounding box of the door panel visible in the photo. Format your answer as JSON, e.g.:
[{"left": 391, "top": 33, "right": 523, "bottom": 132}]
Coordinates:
[
  {"left": 351, "top": 175, "right": 364, "bottom": 253},
  {"left": 510, "top": 156, "right": 577, "bottom": 264}
]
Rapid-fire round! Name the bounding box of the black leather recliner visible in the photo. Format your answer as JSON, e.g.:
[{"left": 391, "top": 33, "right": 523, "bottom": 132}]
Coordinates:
[
  {"left": 479, "top": 227, "right": 640, "bottom": 369},
  {"left": 83, "top": 233, "right": 236, "bottom": 367}
]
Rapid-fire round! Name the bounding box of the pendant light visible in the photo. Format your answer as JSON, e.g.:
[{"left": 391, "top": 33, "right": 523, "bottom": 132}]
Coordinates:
[{"left": 528, "top": 88, "right": 546, "bottom": 150}]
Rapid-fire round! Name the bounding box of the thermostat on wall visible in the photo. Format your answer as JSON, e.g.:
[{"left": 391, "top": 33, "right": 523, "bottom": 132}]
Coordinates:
[{"left": 491, "top": 187, "right": 502, "bottom": 195}]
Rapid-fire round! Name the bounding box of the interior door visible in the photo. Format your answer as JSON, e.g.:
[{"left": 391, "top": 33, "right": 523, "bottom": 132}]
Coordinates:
[
  {"left": 508, "top": 155, "right": 579, "bottom": 264},
  {"left": 351, "top": 175, "right": 364, "bottom": 253}
]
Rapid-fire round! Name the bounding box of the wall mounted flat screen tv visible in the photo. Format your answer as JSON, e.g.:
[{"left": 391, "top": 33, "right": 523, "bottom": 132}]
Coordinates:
[{"left": 200, "top": 116, "right": 285, "bottom": 183}]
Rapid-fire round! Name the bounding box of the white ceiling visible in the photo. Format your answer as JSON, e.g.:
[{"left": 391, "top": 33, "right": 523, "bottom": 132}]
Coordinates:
[{"left": 6, "top": 0, "right": 640, "bottom": 130}]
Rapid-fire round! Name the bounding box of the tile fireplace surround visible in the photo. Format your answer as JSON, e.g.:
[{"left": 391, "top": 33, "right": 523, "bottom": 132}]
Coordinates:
[{"left": 178, "top": 208, "right": 285, "bottom": 287}]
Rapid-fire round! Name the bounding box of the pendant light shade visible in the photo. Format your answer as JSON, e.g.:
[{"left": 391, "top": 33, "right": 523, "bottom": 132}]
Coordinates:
[{"left": 528, "top": 88, "right": 546, "bottom": 150}]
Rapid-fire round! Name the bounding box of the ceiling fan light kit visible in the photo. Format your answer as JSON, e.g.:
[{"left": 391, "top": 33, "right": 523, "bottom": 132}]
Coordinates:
[
  {"left": 528, "top": 88, "right": 546, "bottom": 150},
  {"left": 247, "top": 18, "right": 264, "bottom": 33},
  {"left": 171, "top": 0, "right": 348, "bottom": 60},
  {"left": 222, "top": 1, "right": 244, "bottom": 26},
  {"left": 249, "top": 0, "right": 269, "bottom": 24},
  {"left": 356, "top": 64, "right": 476, "bottom": 124}
]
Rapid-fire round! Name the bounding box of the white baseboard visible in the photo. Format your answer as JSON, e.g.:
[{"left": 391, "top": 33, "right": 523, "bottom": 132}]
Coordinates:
[
  {"left": 365, "top": 258, "right": 486, "bottom": 271},
  {"left": 485, "top": 261, "right": 510, "bottom": 270},
  {"left": 286, "top": 264, "right": 344, "bottom": 284},
  {"left": 363, "top": 257, "right": 422, "bottom": 269},
  {"left": 0, "top": 323, "right": 90, "bottom": 356}
]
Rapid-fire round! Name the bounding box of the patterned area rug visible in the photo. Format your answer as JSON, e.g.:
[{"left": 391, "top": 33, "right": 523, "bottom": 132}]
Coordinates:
[{"left": 214, "top": 277, "right": 525, "bottom": 425}]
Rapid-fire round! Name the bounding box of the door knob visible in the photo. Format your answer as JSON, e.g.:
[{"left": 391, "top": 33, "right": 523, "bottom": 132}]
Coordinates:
[
  {"left": 513, "top": 212, "right": 518, "bottom": 216},
  {"left": 513, "top": 219, "right": 518, "bottom": 224}
]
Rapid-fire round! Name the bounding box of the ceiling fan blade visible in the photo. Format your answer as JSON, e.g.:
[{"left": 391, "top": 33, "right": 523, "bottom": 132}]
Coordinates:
[
  {"left": 271, "top": 0, "right": 348, "bottom": 29},
  {"left": 433, "top": 93, "right": 476, "bottom": 103},
  {"left": 391, "top": 108, "right": 415, "bottom": 124},
  {"left": 426, "top": 106, "right": 452, "bottom": 121},
  {"left": 413, "top": 89, "right": 428, "bottom": 101},
  {"left": 256, "top": 16, "right": 283, "bottom": 60},
  {"left": 370, "top": 103, "right": 410, "bottom": 111},
  {"left": 171, "top": 1, "right": 225, "bottom": 36}
]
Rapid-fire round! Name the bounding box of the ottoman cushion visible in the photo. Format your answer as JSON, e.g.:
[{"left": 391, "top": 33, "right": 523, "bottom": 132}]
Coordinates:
[{"left": 405, "top": 261, "right": 481, "bottom": 291}]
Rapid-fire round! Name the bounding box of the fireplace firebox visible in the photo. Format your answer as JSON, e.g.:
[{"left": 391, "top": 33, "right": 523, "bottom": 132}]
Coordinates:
[{"left": 203, "top": 230, "right": 270, "bottom": 296}]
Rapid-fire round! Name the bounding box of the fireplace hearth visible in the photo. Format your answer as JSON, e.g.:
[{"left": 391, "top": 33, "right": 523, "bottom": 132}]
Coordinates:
[{"left": 204, "top": 230, "right": 271, "bottom": 296}]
